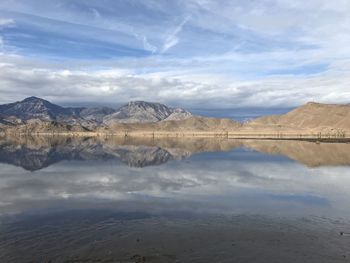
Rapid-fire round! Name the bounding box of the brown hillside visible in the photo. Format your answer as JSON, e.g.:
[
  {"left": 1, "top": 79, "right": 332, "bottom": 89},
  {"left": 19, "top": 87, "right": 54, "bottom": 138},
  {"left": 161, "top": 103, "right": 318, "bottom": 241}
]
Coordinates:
[
  {"left": 3, "top": 119, "right": 91, "bottom": 134},
  {"left": 246, "top": 102, "right": 350, "bottom": 132},
  {"left": 103, "top": 116, "right": 242, "bottom": 132}
]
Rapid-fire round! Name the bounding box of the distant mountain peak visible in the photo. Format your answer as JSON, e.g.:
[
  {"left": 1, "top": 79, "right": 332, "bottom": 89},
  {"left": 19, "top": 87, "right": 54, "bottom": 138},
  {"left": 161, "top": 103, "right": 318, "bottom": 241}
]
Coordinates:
[
  {"left": 0, "top": 96, "right": 70, "bottom": 121},
  {"left": 21, "top": 96, "right": 56, "bottom": 106},
  {"left": 104, "top": 100, "right": 192, "bottom": 124},
  {"left": 22, "top": 96, "right": 43, "bottom": 101},
  {"left": 125, "top": 101, "right": 172, "bottom": 111},
  {"left": 128, "top": 100, "right": 147, "bottom": 104},
  {"left": 127, "top": 100, "right": 163, "bottom": 106}
]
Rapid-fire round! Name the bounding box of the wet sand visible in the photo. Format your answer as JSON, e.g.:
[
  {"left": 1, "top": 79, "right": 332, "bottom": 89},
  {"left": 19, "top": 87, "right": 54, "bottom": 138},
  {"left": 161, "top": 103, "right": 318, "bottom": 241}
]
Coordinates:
[{"left": 1, "top": 212, "right": 349, "bottom": 263}]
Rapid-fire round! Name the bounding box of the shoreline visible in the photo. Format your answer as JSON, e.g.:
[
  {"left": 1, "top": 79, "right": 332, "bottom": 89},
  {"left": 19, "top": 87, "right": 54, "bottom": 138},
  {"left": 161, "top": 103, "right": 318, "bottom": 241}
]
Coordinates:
[{"left": 1, "top": 131, "right": 350, "bottom": 142}]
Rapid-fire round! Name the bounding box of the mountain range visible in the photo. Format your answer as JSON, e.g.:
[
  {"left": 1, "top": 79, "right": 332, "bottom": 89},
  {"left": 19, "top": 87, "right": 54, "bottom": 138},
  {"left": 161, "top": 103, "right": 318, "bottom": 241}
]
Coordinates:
[
  {"left": 0, "top": 96, "right": 192, "bottom": 124},
  {"left": 0, "top": 96, "right": 349, "bottom": 135}
]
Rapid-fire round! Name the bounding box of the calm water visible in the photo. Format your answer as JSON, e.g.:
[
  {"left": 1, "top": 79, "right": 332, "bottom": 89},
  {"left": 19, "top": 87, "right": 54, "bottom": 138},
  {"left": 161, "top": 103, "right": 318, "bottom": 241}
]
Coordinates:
[{"left": 0, "top": 136, "right": 350, "bottom": 262}]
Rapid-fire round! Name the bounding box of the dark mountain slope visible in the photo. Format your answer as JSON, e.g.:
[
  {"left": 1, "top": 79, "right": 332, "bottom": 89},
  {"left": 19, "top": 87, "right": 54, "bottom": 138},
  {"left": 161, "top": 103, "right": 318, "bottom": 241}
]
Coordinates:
[{"left": 103, "top": 101, "right": 192, "bottom": 124}]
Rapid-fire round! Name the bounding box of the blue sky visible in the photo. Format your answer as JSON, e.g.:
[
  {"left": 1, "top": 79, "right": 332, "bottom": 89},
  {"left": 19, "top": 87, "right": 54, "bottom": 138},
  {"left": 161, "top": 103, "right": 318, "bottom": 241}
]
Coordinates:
[{"left": 0, "top": 0, "right": 349, "bottom": 109}]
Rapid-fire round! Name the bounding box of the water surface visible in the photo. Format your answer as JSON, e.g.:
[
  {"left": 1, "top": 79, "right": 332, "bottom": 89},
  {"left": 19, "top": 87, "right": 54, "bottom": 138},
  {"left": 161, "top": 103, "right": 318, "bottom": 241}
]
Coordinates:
[{"left": 0, "top": 136, "right": 350, "bottom": 262}]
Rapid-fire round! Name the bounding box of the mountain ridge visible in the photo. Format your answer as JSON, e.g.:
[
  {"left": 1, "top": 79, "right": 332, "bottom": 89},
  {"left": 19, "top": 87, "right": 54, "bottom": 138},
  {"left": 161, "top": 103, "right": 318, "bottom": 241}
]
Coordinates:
[
  {"left": 0, "top": 96, "right": 71, "bottom": 121},
  {"left": 103, "top": 101, "right": 192, "bottom": 124},
  {"left": 0, "top": 97, "right": 349, "bottom": 135},
  {"left": 0, "top": 97, "right": 192, "bottom": 126}
]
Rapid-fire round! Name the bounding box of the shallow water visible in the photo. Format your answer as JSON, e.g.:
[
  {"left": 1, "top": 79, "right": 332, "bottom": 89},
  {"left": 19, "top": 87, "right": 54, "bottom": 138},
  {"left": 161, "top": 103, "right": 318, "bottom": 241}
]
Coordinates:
[{"left": 0, "top": 136, "right": 350, "bottom": 262}]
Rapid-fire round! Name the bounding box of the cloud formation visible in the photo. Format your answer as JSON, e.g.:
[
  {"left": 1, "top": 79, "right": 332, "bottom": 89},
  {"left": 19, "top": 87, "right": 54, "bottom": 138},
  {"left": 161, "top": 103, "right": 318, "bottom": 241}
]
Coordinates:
[
  {"left": 0, "top": 57, "right": 349, "bottom": 108},
  {"left": 0, "top": 18, "right": 15, "bottom": 27},
  {"left": 161, "top": 15, "right": 191, "bottom": 53},
  {"left": 0, "top": 0, "right": 349, "bottom": 109}
]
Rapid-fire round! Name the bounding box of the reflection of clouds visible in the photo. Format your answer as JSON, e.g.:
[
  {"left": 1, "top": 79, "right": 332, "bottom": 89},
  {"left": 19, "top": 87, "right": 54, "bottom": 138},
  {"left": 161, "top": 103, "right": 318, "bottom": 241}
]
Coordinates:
[{"left": 0, "top": 152, "right": 350, "bottom": 217}]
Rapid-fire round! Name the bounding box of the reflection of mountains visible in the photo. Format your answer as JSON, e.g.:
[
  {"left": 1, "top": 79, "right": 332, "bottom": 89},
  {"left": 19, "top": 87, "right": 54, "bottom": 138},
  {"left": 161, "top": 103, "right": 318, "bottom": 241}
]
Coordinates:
[
  {"left": 0, "top": 137, "right": 192, "bottom": 171},
  {"left": 0, "top": 136, "right": 350, "bottom": 170},
  {"left": 243, "top": 140, "right": 350, "bottom": 167}
]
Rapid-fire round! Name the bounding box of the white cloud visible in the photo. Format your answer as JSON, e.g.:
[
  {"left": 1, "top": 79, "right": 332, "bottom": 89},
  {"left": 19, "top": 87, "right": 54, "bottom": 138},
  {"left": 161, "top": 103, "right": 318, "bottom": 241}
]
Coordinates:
[
  {"left": 160, "top": 15, "right": 191, "bottom": 53},
  {"left": 131, "top": 29, "right": 157, "bottom": 53},
  {"left": 0, "top": 18, "right": 15, "bottom": 28},
  {"left": 89, "top": 8, "right": 101, "bottom": 19},
  {"left": 0, "top": 55, "right": 349, "bottom": 108},
  {"left": 0, "top": 18, "right": 15, "bottom": 52},
  {"left": 0, "top": 1, "right": 350, "bottom": 108},
  {"left": 142, "top": 36, "right": 157, "bottom": 53}
]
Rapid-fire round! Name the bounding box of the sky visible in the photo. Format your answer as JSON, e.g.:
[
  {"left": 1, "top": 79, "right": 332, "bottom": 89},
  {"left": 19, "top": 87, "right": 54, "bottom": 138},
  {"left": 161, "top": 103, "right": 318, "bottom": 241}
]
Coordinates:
[{"left": 0, "top": 0, "right": 350, "bottom": 110}]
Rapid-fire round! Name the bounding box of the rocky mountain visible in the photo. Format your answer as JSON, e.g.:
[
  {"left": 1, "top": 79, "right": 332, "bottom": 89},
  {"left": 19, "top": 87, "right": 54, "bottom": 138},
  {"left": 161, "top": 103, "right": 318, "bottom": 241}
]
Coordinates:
[
  {"left": 0, "top": 97, "right": 199, "bottom": 134},
  {"left": 0, "top": 96, "right": 72, "bottom": 121},
  {"left": 0, "top": 97, "right": 114, "bottom": 123},
  {"left": 163, "top": 108, "right": 193, "bottom": 121},
  {"left": 103, "top": 101, "right": 192, "bottom": 124},
  {"left": 0, "top": 97, "right": 191, "bottom": 127},
  {"left": 78, "top": 107, "right": 116, "bottom": 122},
  {"left": 0, "top": 114, "right": 23, "bottom": 126}
]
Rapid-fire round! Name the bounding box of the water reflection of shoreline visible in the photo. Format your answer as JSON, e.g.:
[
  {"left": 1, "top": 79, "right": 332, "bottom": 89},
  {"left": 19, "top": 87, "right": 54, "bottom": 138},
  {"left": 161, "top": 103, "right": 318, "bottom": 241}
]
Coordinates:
[{"left": 0, "top": 136, "right": 350, "bottom": 170}]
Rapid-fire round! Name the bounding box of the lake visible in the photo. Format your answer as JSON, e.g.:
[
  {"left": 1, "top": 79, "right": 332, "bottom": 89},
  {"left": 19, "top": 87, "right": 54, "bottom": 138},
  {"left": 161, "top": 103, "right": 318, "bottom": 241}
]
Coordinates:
[{"left": 0, "top": 136, "right": 350, "bottom": 262}]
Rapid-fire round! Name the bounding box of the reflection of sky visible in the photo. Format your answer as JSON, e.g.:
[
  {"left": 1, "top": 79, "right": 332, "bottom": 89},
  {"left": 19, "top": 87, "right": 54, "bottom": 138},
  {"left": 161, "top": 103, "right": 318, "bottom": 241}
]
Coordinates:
[{"left": 1, "top": 149, "right": 350, "bottom": 219}]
